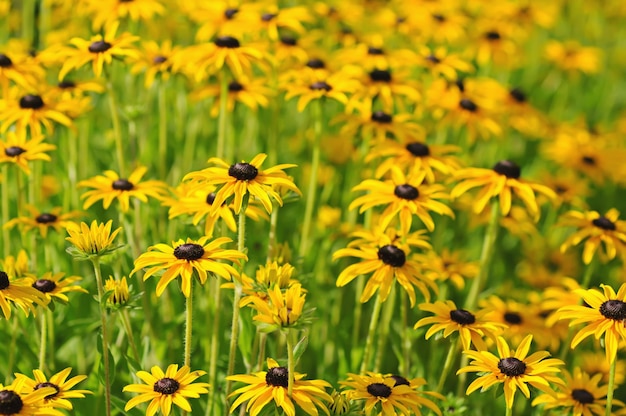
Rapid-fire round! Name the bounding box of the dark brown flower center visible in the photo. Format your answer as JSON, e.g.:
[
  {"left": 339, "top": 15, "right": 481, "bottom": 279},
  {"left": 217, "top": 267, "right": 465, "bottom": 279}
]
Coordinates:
[
  {"left": 310, "top": 81, "right": 332, "bottom": 91},
  {"left": 504, "top": 311, "right": 522, "bottom": 325},
  {"left": 369, "top": 69, "right": 391, "bottom": 82},
  {"left": 0, "top": 272, "right": 9, "bottom": 290},
  {"left": 152, "top": 55, "right": 167, "bottom": 64},
  {"left": 371, "top": 111, "right": 392, "bottom": 123},
  {"left": 581, "top": 156, "right": 596, "bottom": 165},
  {"left": 112, "top": 179, "right": 134, "bottom": 191},
  {"left": 88, "top": 41, "right": 112, "bottom": 53},
  {"left": 493, "top": 160, "right": 521, "bottom": 179},
  {"left": 19, "top": 94, "right": 44, "bottom": 109},
  {"left": 599, "top": 300, "right": 626, "bottom": 320},
  {"left": 261, "top": 13, "right": 277, "bottom": 22},
  {"left": 224, "top": 8, "right": 238, "bottom": 19},
  {"left": 377, "top": 245, "right": 406, "bottom": 267},
  {"left": 228, "top": 162, "right": 258, "bottom": 180},
  {"left": 459, "top": 98, "right": 477, "bottom": 112},
  {"left": 485, "top": 31, "right": 501, "bottom": 40},
  {"left": 406, "top": 142, "right": 430, "bottom": 157},
  {"left": 432, "top": 13, "right": 446, "bottom": 22},
  {"left": 0, "top": 54, "right": 13, "bottom": 67},
  {"left": 33, "top": 279, "right": 56, "bottom": 293},
  {"left": 0, "top": 390, "right": 23, "bottom": 414},
  {"left": 366, "top": 383, "right": 392, "bottom": 398},
  {"left": 5, "top": 146, "right": 26, "bottom": 157},
  {"left": 306, "top": 58, "right": 325, "bottom": 69},
  {"left": 280, "top": 36, "right": 297, "bottom": 46},
  {"left": 390, "top": 375, "right": 410, "bottom": 386},
  {"left": 215, "top": 36, "right": 240, "bottom": 48},
  {"left": 394, "top": 184, "right": 419, "bottom": 200},
  {"left": 58, "top": 80, "right": 76, "bottom": 89},
  {"left": 265, "top": 366, "right": 288, "bottom": 387},
  {"left": 450, "top": 309, "right": 476, "bottom": 325},
  {"left": 571, "top": 388, "right": 594, "bottom": 404},
  {"left": 498, "top": 357, "right": 526, "bottom": 376},
  {"left": 153, "top": 377, "right": 179, "bottom": 395},
  {"left": 228, "top": 81, "right": 244, "bottom": 92},
  {"left": 426, "top": 54, "right": 441, "bottom": 64},
  {"left": 509, "top": 88, "right": 526, "bottom": 103},
  {"left": 173, "top": 243, "right": 205, "bottom": 261},
  {"left": 34, "top": 382, "right": 60, "bottom": 399},
  {"left": 367, "top": 47, "right": 384, "bottom": 55},
  {"left": 36, "top": 213, "right": 58, "bottom": 224},
  {"left": 592, "top": 216, "right": 616, "bottom": 231}
]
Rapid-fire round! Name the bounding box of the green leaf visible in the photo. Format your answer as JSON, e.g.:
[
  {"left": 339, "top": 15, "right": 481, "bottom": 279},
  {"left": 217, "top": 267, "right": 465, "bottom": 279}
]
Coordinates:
[{"left": 293, "top": 335, "right": 308, "bottom": 365}]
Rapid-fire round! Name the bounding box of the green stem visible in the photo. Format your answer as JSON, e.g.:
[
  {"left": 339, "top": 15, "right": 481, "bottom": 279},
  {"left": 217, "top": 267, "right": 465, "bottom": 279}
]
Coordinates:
[
  {"left": 2, "top": 166, "right": 9, "bottom": 257},
  {"left": 157, "top": 81, "right": 168, "bottom": 180},
  {"left": 286, "top": 330, "right": 296, "bottom": 397},
  {"left": 374, "top": 285, "right": 396, "bottom": 372},
  {"left": 91, "top": 258, "right": 112, "bottom": 416},
  {"left": 257, "top": 333, "right": 267, "bottom": 372},
  {"left": 581, "top": 259, "right": 595, "bottom": 289},
  {"left": 38, "top": 309, "right": 47, "bottom": 372},
  {"left": 6, "top": 319, "right": 18, "bottom": 383},
  {"left": 206, "top": 277, "right": 222, "bottom": 415},
  {"left": 401, "top": 293, "right": 410, "bottom": 376},
  {"left": 436, "top": 338, "right": 459, "bottom": 393},
  {"left": 606, "top": 355, "right": 616, "bottom": 416},
  {"left": 105, "top": 74, "right": 126, "bottom": 177},
  {"left": 22, "top": 0, "right": 35, "bottom": 48},
  {"left": 184, "top": 280, "right": 193, "bottom": 368},
  {"left": 298, "top": 99, "right": 323, "bottom": 260},
  {"left": 216, "top": 72, "right": 229, "bottom": 160},
  {"left": 465, "top": 200, "right": 500, "bottom": 310},
  {"left": 505, "top": 404, "right": 513, "bottom": 416},
  {"left": 120, "top": 309, "right": 140, "bottom": 364},
  {"left": 267, "top": 206, "right": 279, "bottom": 263},
  {"left": 360, "top": 296, "right": 383, "bottom": 374}
]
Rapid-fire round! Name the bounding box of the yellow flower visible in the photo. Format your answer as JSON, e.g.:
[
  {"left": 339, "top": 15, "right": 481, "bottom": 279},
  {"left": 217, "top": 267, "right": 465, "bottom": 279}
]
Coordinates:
[
  {"left": 247, "top": 283, "right": 307, "bottom": 331},
  {"left": 129, "top": 40, "right": 182, "bottom": 88},
  {"left": 0, "top": 378, "right": 61, "bottom": 415},
  {"left": 83, "top": 0, "right": 165, "bottom": 30},
  {"left": 26, "top": 272, "right": 86, "bottom": 304},
  {"left": 104, "top": 275, "right": 129, "bottom": 306},
  {"left": 131, "top": 236, "right": 246, "bottom": 297},
  {"left": 0, "top": 269, "right": 49, "bottom": 319},
  {"left": 544, "top": 40, "right": 602, "bottom": 74},
  {"left": 227, "top": 358, "right": 332, "bottom": 416},
  {"left": 4, "top": 205, "right": 81, "bottom": 238},
  {"left": 0, "top": 87, "right": 72, "bottom": 136},
  {"left": 0, "top": 131, "right": 56, "bottom": 175},
  {"left": 0, "top": 250, "right": 31, "bottom": 279},
  {"left": 123, "top": 364, "right": 210, "bottom": 416},
  {"left": 190, "top": 76, "right": 273, "bottom": 117},
  {"left": 417, "top": 46, "right": 473, "bottom": 80},
  {"left": 414, "top": 249, "right": 478, "bottom": 290},
  {"left": 346, "top": 66, "right": 421, "bottom": 113},
  {"left": 65, "top": 220, "right": 123, "bottom": 260},
  {"left": 283, "top": 69, "right": 359, "bottom": 112},
  {"left": 13, "top": 368, "right": 91, "bottom": 410}
]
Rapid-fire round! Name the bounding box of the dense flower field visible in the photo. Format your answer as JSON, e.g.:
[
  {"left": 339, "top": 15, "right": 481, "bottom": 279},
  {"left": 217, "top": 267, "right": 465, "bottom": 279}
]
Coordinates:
[{"left": 1, "top": 0, "right": 626, "bottom": 415}]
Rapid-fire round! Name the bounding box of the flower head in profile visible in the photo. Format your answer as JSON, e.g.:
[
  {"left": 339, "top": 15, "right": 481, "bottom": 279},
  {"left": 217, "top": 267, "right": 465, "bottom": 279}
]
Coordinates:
[
  {"left": 246, "top": 283, "right": 310, "bottom": 332},
  {"left": 0, "top": 378, "right": 61, "bottom": 415},
  {"left": 26, "top": 272, "right": 86, "bottom": 304},
  {"left": 340, "top": 372, "right": 443, "bottom": 415},
  {"left": 13, "top": 368, "right": 91, "bottom": 410},
  {"left": 78, "top": 166, "right": 167, "bottom": 213},
  {"left": 0, "top": 268, "right": 49, "bottom": 319},
  {"left": 104, "top": 276, "right": 129, "bottom": 306},
  {"left": 131, "top": 236, "right": 246, "bottom": 297},
  {"left": 0, "top": 131, "right": 55, "bottom": 175},
  {"left": 457, "top": 335, "right": 564, "bottom": 409},
  {"left": 451, "top": 160, "right": 556, "bottom": 218},
  {"left": 558, "top": 208, "right": 626, "bottom": 264},
  {"left": 4, "top": 205, "right": 81, "bottom": 238},
  {"left": 123, "top": 364, "right": 209, "bottom": 416},
  {"left": 183, "top": 153, "right": 300, "bottom": 214},
  {"left": 227, "top": 358, "right": 332, "bottom": 416},
  {"left": 65, "top": 220, "right": 123, "bottom": 260}
]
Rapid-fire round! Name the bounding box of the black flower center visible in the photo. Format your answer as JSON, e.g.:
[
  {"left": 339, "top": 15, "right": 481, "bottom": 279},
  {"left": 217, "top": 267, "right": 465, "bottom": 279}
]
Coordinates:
[
  {"left": 432, "top": 13, "right": 446, "bottom": 22},
  {"left": 88, "top": 41, "right": 112, "bottom": 53},
  {"left": 592, "top": 216, "right": 616, "bottom": 231},
  {"left": 224, "top": 8, "right": 238, "bottom": 19},
  {"left": 265, "top": 366, "right": 289, "bottom": 387},
  {"left": 459, "top": 98, "right": 477, "bottom": 112},
  {"left": 599, "top": 300, "right": 626, "bottom": 320},
  {"left": 153, "top": 378, "right": 179, "bottom": 395},
  {"left": 571, "top": 388, "right": 594, "bottom": 404},
  {"left": 426, "top": 54, "right": 441, "bottom": 64},
  {"left": 493, "top": 160, "right": 521, "bottom": 179},
  {"left": 280, "top": 36, "right": 297, "bottom": 46},
  {"left": 34, "top": 382, "right": 60, "bottom": 399},
  {"left": 215, "top": 36, "right": 240, "bottom": 48},
  {"left": 173, "top": 243, "right": 205, "bottom": 261},
  {"left": 33, "top": 279, "right": 56, "bottom": 293},
  {"left": 394, "top": 184, "right": 419, "bottom": 200},
  {"left": 367, "top": 47, "right": 384, "bottom": 55},
  {"left": 228, "top": 81, "right": 244, "bottom": 92},
  {"left": 58, "top": 80, "right": 76, "bottom": 89},
  {"left": 450, "top": 309, "right": 476, "bottom": 325},
  {"left": 0, "top": 54, "right": 13, "bottom": 67},
  {"left": 228, "top": 162, "right": 258, "bottom": 180},
  {"left": 36, "top": 213, "right": 58, "bottom": 224},
  {"left": 112, "top": 179, "right": 134, "bottom": 191},
  {"left": 19, "top": 94, "right": 44, "bottom": 109},
  {"left": 405, "top": 142, "right": 430, "bottom": 157},
  {"left": 310, "top": 81, "right": 332, "bottom": 91},
  {"left": 152, "top": 55, "right": 167, "bottom": 64},
  {"left": 371, "top": 111, "right": 392, "bottom": 123},
  {"left": 306, "top": 58, "right": 325, "bottom": 69},
  {"left": 205, "top": 192, "right": 217, "bottom": 205},
  {"left": 366, "top": 383, "right": 392, "bottom": 398},
  {"left": 5, "top": 146, "right": 26, "bottom": 157},
  {"left": 485, "top": 31, "right": 501, "bottom": 40},
  {"left": 504, "top": 311, "right": 522, "bottom": 325},
  {"left": 509, "top": 88, "right": 526, "bottom": 103},
  {"left": 581, "top": 156, "right": 596, "bottom": 165},
  {"left": 0, "top": 272, "right": 9, "bottom": 290},
  {"left": 389, "top": 375, "right": 410, "bottom": 386},
  {"left": 377, "top": 245, "right": 406, "bottom": 267},
  {"left": 369, "top": 69, "right": 392, "bottom": 82},
  {"left": 261, "top": 13, "right": 277, "bottom": 22},
  {"left": 498, "top": 357, "right": 526, "bottom": 376},
  {"left": 0, "top": 390, "right": 23, "bottom": 414}
]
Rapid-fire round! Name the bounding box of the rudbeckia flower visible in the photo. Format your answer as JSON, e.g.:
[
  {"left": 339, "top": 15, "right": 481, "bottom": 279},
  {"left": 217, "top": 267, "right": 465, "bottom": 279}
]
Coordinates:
[
  {"left": 13, "top": 368, "right": 91, "bottom": 410},
  {"left": 246, "top": 283, "right": 308, "bottom": 331},
  {"left": 4, "top": 205, "right": 81, "bottom": 238},
  {"left": 190, "top": 76, "right": 273, "bottom": 117},
  {"left": 283, "top": 69, "right": 359, "bottom": 112},
  {"left": 544, "top": 40, "right": 602, "bottom": 74},
  {"left": 0, "top": 87, "right": 72, "bottom": 136},
  {"left": 0, "top": 378, "right": 61, "bottom": 415},
  {"left": 26, "top": 272, "right": 86, "bottom": 303},
  {"left": 0, "top": 269, "right": 49, "bottom": 319},
  {"left": 65, "top": 220, "right": 123, "bottom": 260},
  {"left": 0, "top": 131, "right": 56, "bottom": 175},
  {"left": 83, "top": 0, "right": 165, "bottom": 30}
]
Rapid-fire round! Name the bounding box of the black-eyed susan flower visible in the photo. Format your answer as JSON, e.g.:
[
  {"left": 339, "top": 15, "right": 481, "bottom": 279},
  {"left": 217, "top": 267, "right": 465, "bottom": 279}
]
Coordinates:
[
  {"left": 417, "top": 46, "right": 473, "bottom": 80},
  {"left": 0, "top": 378, "right": 61, "bottom": 415},
  {"left": 65, "top": 220, "right": 123, "bottom": 260},
  {"left": 283, "top": 69, "right": 359, "bottom": 112},
  {"left": 415, "top": 300, "right": 505, "bottom": 350},
  {"left": 235, "top": 261, "right": 298, "bottom": 307},
  {"left": 336, "top": 35, "right": 418, "bottom": 71},
  {"left": 58, "top": 22, "right": 139, "bottom": 80},
  {"left": 451, "top": 160, "right": 556, "bottom": 218},
  {"left": 347, "top": 66, "right": 421, "bottom": 113},
  {"left": 0, "top": 269, "right": 48, "bottom": 319},
  {"left": 83, "top": 0, "right": 165, "bottom": 30},
  {"left": 4, "top": 205, "right": 81, "bottom": 238},
  {"left": 13, "top": 368, "right": 90, "bottom": 411},
  {"left": 539, "top": 169, "right": 590, "bottom": 209},
  {"left": 479, "top": 296, "right": 547, "bottom": 348},
  {"left": 123, "top": 364, "right": 210, "bottom": 416},
  {"left": 78, "top": 166, "right": 167, "bottom": 213},
  {"left": 183, "top": 153, "right": 300, "bottom": 214},
  {"left": 532, "top": 367, "right": 624, "bottom": 415},
  {"left": 250, "top": 4, "right": 312, "bottom": 41},
  {"left": 131, "top": 236, "right": 246, "bottom": 298},
  {"left": 0, "top": 250, "right": 30, "bottom": 279},
  {"left": 26, "top": 272, "right": 86, "bottom": 304},
  {"left": 0, "top": 131, "right": 55, "bottom": 175},
  {"left": 340, "top": 372, "right": 442, "bottom": 416},
  {"left": 103, "top": 275, "right": 129, "bottom": 306},
  {"left": 185, "top": 1, "right": 255, "bottom": 42},
  {"left": 334, "top": 227, "right": 434, "bottom": 306},
  {"left": 0, "top": 87, "right": 72, "bottom": 136},
  {"left": 414, "top": 249, "right": 478, "bottom": 290},
  {"left": 0, "top": 45, "right": 44, "bottom": 91},
  {"left": 579, "top": 351, "right": 626, "bottom": 385},
  {"left": 227, "top": 358, "right": 332, "bottom": 416},
  {"left": 558, "top": 208, "right": 626, "bottom": 264},
  {"left": 457, "top": 334, "right": 564, "bottom": 409},
  {"left": 247, "top": 283, "right": 309, "bottom": 331},
  {"left": 349, "top": 166, "right": 453, "bottom": 234},
  {"left": 556, "top": 283, "right": 626, "bottom": 363},
  {"left": 544, "top": 40, "right": 602, "bottom": 74},
  {"left": 129, "top": 40, "right": 182, "bottom": 88},
  {"left": 190, "top": 76, "right": 273, "bottom": 117}
]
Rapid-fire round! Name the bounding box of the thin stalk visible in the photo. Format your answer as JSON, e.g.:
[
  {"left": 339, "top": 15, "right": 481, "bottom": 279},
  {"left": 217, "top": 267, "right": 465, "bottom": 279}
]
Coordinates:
[
  {"left": 436, "top": 338, "right": 459, "bottom": 393},
  {"left": 360, "top": 296, "right": 383, "bottom": 374},
  {"left": 374, "top": 286, "right": 396, "bottom": 372},
  {"left": 298, "top": 99, "right": 323, "bottom": 259},
  {"left": 206, "top": 277, "right": 222, "bottom": 415},
  {"left": 400, "top": 293, "right": 410, "bottom": 376},
  {"left": 2, "top": 166, "right": 9, "bottom": 257},
  {"left": 6, "top": 319, "right": 19, "bottom": 383},
  {"left": 286, "top": 330, "right": 296, "bottom": 397},
  {"left": 505, "top": 404, "right": 513, "bottom": 416},
  {"left": 38, "top": 309, "right": 47, "bottom": 371},
  {"left": 351, "top": 276, "right": 365, "bottom": 353},
  {"left": 22, "top": 0, "right": 35, "bottom": 48},
  {"left": 184, "top": 280, "right": 193, "bottom": 367},
  {"left": 581, "top": 259, "right": 595, "bottom": 289},
  {"left": 216, "top": 72, "right": 229, "bottom": 159},
  {"left": 91, "top": 258, "right": 112, "bottom": 416},
  {"left": 257, "top": 333, "right": 267, "bottom": 372},
  {"left": 105, "top": 73, "right": 126, "bottom": 177},
  {"left": 266, "top": 206, "right": 279, "bottom": 263},
  {"left": 606, "top": 355, "right": 616, "bottom": 416},
  {"left": 157, "top": 81, "right": 168, "bottom": 179},
  {"left": 120, "top": 309, "right": 140, "bottom": 364}
]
